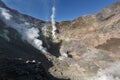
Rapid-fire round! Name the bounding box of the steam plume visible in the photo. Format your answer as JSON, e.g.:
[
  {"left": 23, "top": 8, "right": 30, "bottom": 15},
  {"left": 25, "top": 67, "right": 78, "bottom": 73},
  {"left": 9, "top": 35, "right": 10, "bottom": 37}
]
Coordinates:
[
  {"left": 95, "top": 62, "right": 120, "bottom": 80},
  {"left": 0, "top": 7, "right": 47, "bottom": 53},
  {"left": 51, "top": 6, "right": 57, "bottom": 39}
]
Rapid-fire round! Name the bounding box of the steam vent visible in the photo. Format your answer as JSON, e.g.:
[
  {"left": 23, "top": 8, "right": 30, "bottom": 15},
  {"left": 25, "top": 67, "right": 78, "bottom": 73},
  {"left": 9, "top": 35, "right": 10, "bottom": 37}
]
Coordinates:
[{"left": 0, "top": 0, "right": 120, "bottom": 80}]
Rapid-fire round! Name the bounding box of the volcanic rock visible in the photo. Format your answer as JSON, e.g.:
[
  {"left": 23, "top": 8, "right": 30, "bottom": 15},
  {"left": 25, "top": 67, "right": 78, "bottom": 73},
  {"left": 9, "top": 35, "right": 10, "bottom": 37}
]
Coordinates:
[{"left": 0, "top": 0, "right": 120, "bottom": 80}]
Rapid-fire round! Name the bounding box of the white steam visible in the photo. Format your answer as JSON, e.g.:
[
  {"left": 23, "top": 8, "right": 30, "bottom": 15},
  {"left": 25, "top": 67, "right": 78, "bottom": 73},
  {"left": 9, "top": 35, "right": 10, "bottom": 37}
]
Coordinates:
[
  {"left": 0, "top": 7, "right": 12, "bottom": 20},
  {"left": 95, "top": 62, "right": 120, "bottom": 80},
  {"left": 0, "top": 7, "right": 47, "bottom": 53},
  {"left": 51, "top": 6, "right": 57, "bottom": 39}
]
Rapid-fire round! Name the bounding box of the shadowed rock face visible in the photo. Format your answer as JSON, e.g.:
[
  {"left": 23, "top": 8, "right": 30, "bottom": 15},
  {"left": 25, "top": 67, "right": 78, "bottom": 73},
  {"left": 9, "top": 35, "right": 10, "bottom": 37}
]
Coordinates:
[
  {"left": 0, "top": 58, "right": 51, "bottom": 80},
  {"left": 0, "top": 0, "right": 120, "bottom": 80}
]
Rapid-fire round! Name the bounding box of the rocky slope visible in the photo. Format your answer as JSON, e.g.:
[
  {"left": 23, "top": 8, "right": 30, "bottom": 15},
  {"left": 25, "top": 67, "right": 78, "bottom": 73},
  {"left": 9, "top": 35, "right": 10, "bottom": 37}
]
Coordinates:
[
  {"left": 0, "top": 0, "right": 120, "bottom": 80},
  {"left": 0, "top": 58, "right": 52, "bottom": 80},
  {"left": 50, "top": 2, "right": 120, "bottom": 80}
]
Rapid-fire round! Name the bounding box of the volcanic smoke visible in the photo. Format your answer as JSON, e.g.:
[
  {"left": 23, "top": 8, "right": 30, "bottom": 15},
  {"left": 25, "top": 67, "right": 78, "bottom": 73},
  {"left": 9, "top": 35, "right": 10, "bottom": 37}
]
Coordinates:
[{"left": 51, "top": 6, "right": 57, "bottom": 39}]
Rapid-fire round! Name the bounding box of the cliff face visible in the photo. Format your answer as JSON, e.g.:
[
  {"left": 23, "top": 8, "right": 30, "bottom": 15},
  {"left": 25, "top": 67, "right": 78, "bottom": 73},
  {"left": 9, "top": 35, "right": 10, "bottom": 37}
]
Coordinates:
[{"left": 0, "top": 0, "right": 120, "bottom": 80}]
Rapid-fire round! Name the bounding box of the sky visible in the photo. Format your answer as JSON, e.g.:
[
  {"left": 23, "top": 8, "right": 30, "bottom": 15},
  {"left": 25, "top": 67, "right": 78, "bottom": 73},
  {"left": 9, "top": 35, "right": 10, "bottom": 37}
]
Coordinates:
[{"left": 2, "top": 0, "right": 116, "bottom": 22}]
